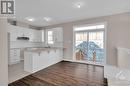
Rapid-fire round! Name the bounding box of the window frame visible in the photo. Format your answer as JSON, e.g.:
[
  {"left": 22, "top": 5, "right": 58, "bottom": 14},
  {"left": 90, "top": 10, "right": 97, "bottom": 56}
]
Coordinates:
[{"left": 73, "top": 22, "right": 107, "bottom": 65}]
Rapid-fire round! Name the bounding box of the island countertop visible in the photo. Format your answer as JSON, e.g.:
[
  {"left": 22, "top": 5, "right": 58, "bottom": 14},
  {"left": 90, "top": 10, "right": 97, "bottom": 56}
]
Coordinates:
[{"left": 24, "top": 47, "right": 64, "bottom": 52}]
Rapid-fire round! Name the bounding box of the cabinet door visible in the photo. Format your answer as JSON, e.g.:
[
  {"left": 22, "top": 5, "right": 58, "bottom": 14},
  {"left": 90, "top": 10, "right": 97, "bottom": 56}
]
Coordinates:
[
  {"left": 32, "top": 30, "right": 42, "bottom": 42},
  {"left": 53, "top": 28, "right": 57, "bottom": 43},
  {"left": 9, "top": 25, "right": 18, "bottom": 41},
  {"left": 36, "top": 30, "right": 42, "bottom": 42},
  {"left": 53, "top": 28, "right": 63, "bottom": 43},
  {"left": 23, "top": 28, "right": 34, "bottom": 42},
  {"left": 57, "top": 28, "right": 63, "bottom": 42},
  {"left": 28, "top": 29, "right": 34, "bottom": 42},
  {"left": 9, "top": 49, "right": 20, "bottom": 64},
  {"left": 10, "top": 33, "right": 17, "bottom": 41}
]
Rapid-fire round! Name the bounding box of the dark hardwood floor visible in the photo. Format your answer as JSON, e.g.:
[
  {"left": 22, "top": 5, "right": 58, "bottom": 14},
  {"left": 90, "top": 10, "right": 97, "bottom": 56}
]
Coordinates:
[{"left": 9, "top": 61, "right": 108, "bottom": 86}]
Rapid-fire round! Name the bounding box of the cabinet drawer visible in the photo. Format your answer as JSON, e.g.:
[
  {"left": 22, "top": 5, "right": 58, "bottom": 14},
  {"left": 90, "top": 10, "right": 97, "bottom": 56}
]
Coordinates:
[
  {"left": 9, "top": 49, "right": 20, "bottom": 64},
  {"left": 9, "top": 56, "right": 20, "bottom": 60},
  {"left": 9, "top": 58, "right": 20, "bottom": 61}
]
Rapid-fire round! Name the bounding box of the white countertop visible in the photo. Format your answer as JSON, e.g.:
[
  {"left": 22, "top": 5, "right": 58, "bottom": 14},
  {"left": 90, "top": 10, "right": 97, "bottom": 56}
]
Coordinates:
[{"left": 25, "top": 47, "right": 63, "bottom": 52}]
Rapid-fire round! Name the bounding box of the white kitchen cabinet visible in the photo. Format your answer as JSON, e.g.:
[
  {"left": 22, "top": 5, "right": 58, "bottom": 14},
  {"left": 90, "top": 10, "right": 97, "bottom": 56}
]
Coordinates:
[
  {"left": 8, "top": 25, "right": 28, "bottom": 41},
  {"left": 45, "top": 27, "right": 63, "bottom": 44},
  {"left": 53, "top": 27, "right": 63, "bottom": 43},
  {"left": 8, "top": 24, "right": 42, "bottom": 42},
  {"left": 32, "top": 30, "right": 42, "bottom": 42},
  {"left": 8, "top": 25, "right": 19, "bottom": 41},
  {"left": 9, "top": 49, "right": 20, "bottom": 65},
  {"left": 24, "top": 48, "right": 63, "bottom": 73}
]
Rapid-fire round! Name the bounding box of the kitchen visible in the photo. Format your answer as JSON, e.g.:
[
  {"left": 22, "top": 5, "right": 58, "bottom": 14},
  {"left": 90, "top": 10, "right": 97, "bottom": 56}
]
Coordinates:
[
  {"left": 7, "top": 20, "right": 63, "bottom": 83},
  {"left": 0, "top": 0, "right": 129, "bottom": 85}
]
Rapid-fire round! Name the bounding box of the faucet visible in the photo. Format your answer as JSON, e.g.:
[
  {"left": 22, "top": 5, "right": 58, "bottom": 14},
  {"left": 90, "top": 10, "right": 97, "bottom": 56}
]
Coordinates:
[
  {"left": 48, "top": 45, "right": 51, "bottom": 48},
  {"left": 45, "top": 44, "right": 51, "bottom": 48}
]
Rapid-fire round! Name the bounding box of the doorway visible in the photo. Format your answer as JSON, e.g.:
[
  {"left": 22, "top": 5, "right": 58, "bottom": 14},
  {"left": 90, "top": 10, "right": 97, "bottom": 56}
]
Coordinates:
[{"left": 73, "top": 23, "right": 106, "bottom": 65}]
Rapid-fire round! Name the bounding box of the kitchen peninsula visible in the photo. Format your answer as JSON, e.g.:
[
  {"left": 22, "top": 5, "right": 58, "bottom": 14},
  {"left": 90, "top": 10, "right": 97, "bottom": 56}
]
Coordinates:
[{"left": 24, "top": 47, "right": 63, "bottom": 73}]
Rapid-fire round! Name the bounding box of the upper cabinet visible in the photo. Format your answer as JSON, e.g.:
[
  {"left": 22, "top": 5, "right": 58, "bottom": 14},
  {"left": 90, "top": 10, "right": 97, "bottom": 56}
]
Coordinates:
[
  {"left": 33, "top": 30, "right": 42, "bottom": 42},
  {"left": 53, "top": 27, "right": 63, "bottom": 43},
  {"left": 45, "top": 27, "right": 63, "bottom": 45},
  {"left": 8, "top": 24, "right": 42, "bottom": 42}
]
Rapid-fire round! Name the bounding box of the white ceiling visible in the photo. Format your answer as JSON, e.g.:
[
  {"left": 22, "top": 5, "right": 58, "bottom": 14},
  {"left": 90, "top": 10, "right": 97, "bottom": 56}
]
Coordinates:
[{"left": 12, "top": 0, "right": 130, "bottom": 27}]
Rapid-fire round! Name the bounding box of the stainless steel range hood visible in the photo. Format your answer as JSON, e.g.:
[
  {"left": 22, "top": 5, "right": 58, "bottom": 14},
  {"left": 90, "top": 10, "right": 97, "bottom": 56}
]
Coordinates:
[{"left": 17, "top": 37, "right": 29, "bottom": 40}]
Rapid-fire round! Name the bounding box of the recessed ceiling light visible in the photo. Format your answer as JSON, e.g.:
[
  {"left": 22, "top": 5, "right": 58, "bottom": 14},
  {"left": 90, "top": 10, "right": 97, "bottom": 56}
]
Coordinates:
[
  {"left": 26, "top": 17, "right": 35, "bottom": 22},
  {"left": 73, "top": 2, "right": 84, "bottom": 8},
  {"left": 43, "top": 17, "right": 52, "bottom": 22},
  {"left": 76, "top": 3, "right": 81, "bottom": 8}
]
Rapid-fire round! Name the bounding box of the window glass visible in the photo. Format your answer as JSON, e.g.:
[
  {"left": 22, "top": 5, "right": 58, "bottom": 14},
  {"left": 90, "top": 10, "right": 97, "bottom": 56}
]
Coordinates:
[
  {"left": 47, "top": 30, "right": 54, "bottom": 44},
  {"left": 74, "top": 24, "right": 105, "bottom": 31}
]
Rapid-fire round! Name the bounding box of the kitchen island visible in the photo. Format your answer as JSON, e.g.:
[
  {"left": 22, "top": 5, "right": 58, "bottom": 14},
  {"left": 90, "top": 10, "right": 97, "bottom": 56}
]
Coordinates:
[{"left": 24, "top": 47, "right": 63, "bottom": 73}]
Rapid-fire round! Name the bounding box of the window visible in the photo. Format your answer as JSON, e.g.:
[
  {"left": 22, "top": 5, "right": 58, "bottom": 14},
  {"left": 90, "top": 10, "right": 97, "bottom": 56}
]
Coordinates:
[
  {"left": 47, "top": 30, "right": 54, "bottom": 44},
  {"left": 42, "top": 30, "right": 44, "bottom": 42}
]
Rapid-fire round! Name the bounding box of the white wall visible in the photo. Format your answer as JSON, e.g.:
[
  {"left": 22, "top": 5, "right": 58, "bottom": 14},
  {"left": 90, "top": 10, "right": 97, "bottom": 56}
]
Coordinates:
[{"left": 0, "top": 18, "right": 8, "bottom": 86}]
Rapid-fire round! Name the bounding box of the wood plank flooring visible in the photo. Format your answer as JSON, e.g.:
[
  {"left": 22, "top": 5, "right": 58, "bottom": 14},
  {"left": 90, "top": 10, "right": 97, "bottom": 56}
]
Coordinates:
[{"left": 9, "top": 61, "right": 108, "bottom": 86}]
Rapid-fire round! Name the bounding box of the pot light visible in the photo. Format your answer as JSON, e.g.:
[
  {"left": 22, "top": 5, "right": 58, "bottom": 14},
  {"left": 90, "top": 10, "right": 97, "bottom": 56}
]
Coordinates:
[
  {"left": 76, "top": 3, "right": 81, "bottom": 8},
  {"left": 43, "top": 17, "right": 52, "bottom": 22},
  {"left": 73, "top": 2, "right": 84, "bottom": 8},
  {"left": 26, "top": 17, "right": 35, "bottom": 22}
]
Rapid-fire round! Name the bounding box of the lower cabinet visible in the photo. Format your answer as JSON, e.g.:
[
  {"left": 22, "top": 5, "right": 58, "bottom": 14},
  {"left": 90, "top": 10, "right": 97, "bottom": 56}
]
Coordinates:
[
  {"left": 24, "top": 49, "right": 63, "bottom": 73},
  {"left": 9, "top": 49, "right": 20, "bottom": 65}
]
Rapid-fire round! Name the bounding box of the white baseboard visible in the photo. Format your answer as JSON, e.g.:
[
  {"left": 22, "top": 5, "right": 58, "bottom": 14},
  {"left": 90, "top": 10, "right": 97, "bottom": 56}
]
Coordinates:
[{"left": 62, "top": 59, "right": 104, "bottom": 66}]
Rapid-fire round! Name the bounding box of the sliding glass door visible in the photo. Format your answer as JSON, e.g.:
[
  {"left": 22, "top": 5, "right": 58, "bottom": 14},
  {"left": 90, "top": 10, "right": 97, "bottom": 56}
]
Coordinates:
[{"left": 74, "top": 24, "right": 105, "bottom": 64}]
